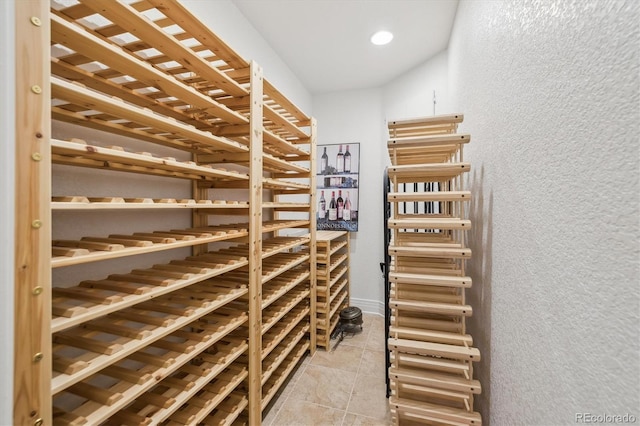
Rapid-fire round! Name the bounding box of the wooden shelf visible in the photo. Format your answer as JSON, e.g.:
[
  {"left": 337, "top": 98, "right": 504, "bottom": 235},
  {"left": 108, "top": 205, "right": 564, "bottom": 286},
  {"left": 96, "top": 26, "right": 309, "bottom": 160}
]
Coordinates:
[
  {"left": 262, "top": 287, "right": 310, "bottom": 335},
  {"left": 328, "top": 239, "right": 349, "bottom": 254},
  {"left": 329, "top": 266, "right": 349, "bottom": 288},
  {"left": 388, "top": 338, "right": 480, "bottom": 362},
  {"left": 262, "top": 268, "right": 310, "bottom": 309},
  {"left": 83, "top": 0, "right": 244, "bottom": 92},
  {"left": 328, "top": 254, "right": 348, "bottom": 274},
  {"left": 317, "top": 311, "right": 341, "bottom": 341},
  {"left": 263, "top": 201, "right": 311, "bottom": 210},
  {"left": 317, "top": 286, "right": 348, "bottom": 328},
  {"left": 388, "top": 133, "right": 470, "bottom": 148},
  {"left": 389, "top": 326, "right": 473, "bottom": 347},
  {"left": 52, "top": 139, "right": 248, "bottom": 182},
  {"left": 388, "top": 191, "right": 471, "bottom": 203},
  {"left": 197, "top": 391, "right": 248, "bottom": 426},
  {"left": 329, "top": 279, "right": 349, "bottom": 306},
  {"left": 52, "top": 285, "right": 248, "bottom": 394},
  {"left": 52, "top": 224, "right": 248, "bottom": 268},
  {"left": 390, "top": 299, "right": 471, "bottom": 317},
  {"left": 319, "top": 260, "right": 341, "bottom": 278},
  {"left": 387, "top": 163, "right": 471, "bottom": 182},
  {"left": 316, "top": 230, "right": 351, "bottom": 243},
  {"left": 390, "top": 256, "right": 464, "bottom": 272},
  {"left": 262, "top": 252, "right": 311, "bottom": 284},
  {"left": 387, "top": 114, "right": 464, "bottom": 135},
  {"left": 389, "top": 396, "right": 481, "bottom": 426},
  {"left": 261, "top": 220, "right": 311, "bottom": 234},
  {"left": 387, "top": 134, "right": 470, "bottom": 165},
  {"left": 391, "top": 314, "right": 463, "bottom": 335},
  {"left": 318, "top": 277, "right": 348, "bottom": 312},
  {"left": 54, "top": 332, "right": 247, "bottom": 425},
  {"left": 52, "top": 197, "right": 250, "bottom": 211},
  {"left": 51, "top": 76, "right": 247, "bottom": 154},
  {"left": 52, "top": 249, "right": 249, "bottom": 333},
  {"left": 317, "top": 265, "right": 347, "bottom": 292},
  {"left": 391, "top": 351, "right": 470, "bottom": 377},
  {"left": 388, "top": 218, "right": 471, "bottom": 230},
  {"left": 391, "top": 284, "right": 463, "bottom": 303},
  {"left": 214, "top": 123, "right": 309, "bottom": 158},
  {"left": 262, "top": 177, "right": 311, "bottom": 191},
  {"left": 317, "top": 283, "right": 348, "bottom": 316},
  {"left": 388, "top": 245, "right": 471, "bottom": 259},
  {"left": 126, "top": 363, "right": 248, "bottom": 424},
  {"left": 162, "top": 382, "right": 247, "bottom": 426},
  {"left": 261, "top": 308, "right": 310, "bottom": 361},
  {"left": 198, "top": 150, "right": 309, "bottom": 175},
  {"left": 390, "top": 272, "right": 471, "bottom": 288},
  {"left": 50, "top": 10, "right": 246, "bottom": 126},
  {"left": 261, "top": 325, "right": 308, "bottom": 387},
  {"left": 261, "top": 341, "right": 309, "bottom": 410}
]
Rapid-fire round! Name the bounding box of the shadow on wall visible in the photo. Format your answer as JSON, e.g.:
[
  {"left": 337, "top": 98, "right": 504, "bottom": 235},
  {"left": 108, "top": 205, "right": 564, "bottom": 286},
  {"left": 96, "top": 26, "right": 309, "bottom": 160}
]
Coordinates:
[{"left": 466, "top": 165, "right": 493, "bottom": 425}]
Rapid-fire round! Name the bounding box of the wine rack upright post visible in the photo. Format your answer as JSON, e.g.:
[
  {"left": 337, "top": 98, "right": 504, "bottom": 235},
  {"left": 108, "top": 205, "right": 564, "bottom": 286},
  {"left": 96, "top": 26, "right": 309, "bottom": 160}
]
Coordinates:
[
  {"left": 14, "top": 0, "right": 51, "bottom": 424},
  {"left": 248, "top": 60, "right": 265, "bottom": 425}
]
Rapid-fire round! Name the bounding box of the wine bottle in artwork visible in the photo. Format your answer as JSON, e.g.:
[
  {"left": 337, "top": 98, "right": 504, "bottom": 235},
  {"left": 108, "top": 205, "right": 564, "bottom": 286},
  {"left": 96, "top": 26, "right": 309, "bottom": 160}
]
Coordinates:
[
  {"left": 343, "top": 191, "right": 351, "bottom": 221},
  {"left": 337, "top": 190, "right": 344, "bottom": 220},
  {"left": 320, "top": 147, "right": 328, "bottom": 174},
  {"left": 344, "top": 145, "right": 351, "bottom": 173},
  {"left": 318, "top": 190, "right": 326, "bottom": 221},
  {"left": 328, "top": 191, "right": 337, "bottom": 221},
  {"left": 336, "top": 145, "right": 344, "bottom": 173}
]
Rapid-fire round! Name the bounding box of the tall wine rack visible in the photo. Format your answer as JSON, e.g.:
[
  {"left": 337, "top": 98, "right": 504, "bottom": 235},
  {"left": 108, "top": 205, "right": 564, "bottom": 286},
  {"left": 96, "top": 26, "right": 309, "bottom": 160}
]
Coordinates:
[
  {"left": 13, "top": 1, "right": 316, "bottom": 424},
  {"left": 385, "top": 114, "right": 482, "bottom": 425}
]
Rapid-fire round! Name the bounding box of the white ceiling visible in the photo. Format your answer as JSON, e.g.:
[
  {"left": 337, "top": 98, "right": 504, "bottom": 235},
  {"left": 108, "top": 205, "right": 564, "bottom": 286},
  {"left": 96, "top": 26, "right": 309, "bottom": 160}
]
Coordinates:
[{"left": 232, "top": 0, "right": 459, "bottom": 94}]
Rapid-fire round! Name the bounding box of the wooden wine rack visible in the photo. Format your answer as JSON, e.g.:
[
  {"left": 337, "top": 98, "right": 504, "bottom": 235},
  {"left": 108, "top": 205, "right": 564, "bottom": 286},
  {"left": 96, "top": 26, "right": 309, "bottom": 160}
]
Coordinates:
[
  {"left": 386, "top": 114, "right": 482, "bottom": 425},
  {"left": 314, "top": 231, "right": 350, "bottom": 350},
  {"left": 13, "top": 1, "right": 316, "bottom": 424}
]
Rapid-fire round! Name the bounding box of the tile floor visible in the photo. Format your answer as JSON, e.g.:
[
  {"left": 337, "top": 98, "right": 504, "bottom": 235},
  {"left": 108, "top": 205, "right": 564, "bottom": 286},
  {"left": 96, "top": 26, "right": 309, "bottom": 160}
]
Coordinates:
[{"left": 262, "top": 313, "right": 391, "bottom": 426}]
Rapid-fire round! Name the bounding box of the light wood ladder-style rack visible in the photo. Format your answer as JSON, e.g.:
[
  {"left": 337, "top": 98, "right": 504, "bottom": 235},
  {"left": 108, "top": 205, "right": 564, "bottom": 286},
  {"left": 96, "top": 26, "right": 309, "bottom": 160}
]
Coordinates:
[
  {"left": 386, "top": 114, "right": 482, "bottom": 425},
  {"left": 14, "top": 1, "right": 316, "bottom": 425}
]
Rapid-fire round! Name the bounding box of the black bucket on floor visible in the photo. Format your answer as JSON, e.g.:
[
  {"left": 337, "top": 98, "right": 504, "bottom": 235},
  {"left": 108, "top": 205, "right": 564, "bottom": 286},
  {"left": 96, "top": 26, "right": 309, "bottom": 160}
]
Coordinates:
[
  {"left": 331, "top": 306, "right": 363, "bottom": 350},
  {"left": 339, "top": 306, "right": 363, "bottom": 333}
]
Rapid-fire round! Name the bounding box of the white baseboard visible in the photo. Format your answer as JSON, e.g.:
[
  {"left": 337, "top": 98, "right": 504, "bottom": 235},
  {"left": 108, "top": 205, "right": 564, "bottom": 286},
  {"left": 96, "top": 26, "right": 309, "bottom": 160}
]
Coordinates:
[{"left": 349, "top": 297, "right": 385, "bottom": 317}]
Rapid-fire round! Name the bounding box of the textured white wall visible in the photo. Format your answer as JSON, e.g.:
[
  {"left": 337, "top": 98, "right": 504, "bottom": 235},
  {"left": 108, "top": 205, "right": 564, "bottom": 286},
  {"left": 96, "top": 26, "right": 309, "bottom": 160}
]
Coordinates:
[
  {"left": 0, "top": 2, "right": 15, "bottom": 423},
  {"left": 312, "top": 89, "right": 386, "bottom": 313},
  {"left": 382, "top": 49, "right": 450, "bottom": 127},
  {"left": 447, "top": 0, "right": 640, "bottom": 424}
]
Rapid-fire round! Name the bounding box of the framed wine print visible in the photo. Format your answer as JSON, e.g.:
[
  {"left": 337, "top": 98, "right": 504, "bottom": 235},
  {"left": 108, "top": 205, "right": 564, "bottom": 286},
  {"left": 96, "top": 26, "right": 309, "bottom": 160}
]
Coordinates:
[{"left": 316, "top": 143, "right": 360, "bottom": 231}]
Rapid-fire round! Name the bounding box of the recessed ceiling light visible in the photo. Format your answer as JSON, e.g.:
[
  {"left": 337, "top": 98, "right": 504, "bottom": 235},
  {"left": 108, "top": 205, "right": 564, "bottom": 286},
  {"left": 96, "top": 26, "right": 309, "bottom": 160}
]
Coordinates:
[{"left": 371, "top": 30, "right": 393, "bottom": 46}]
